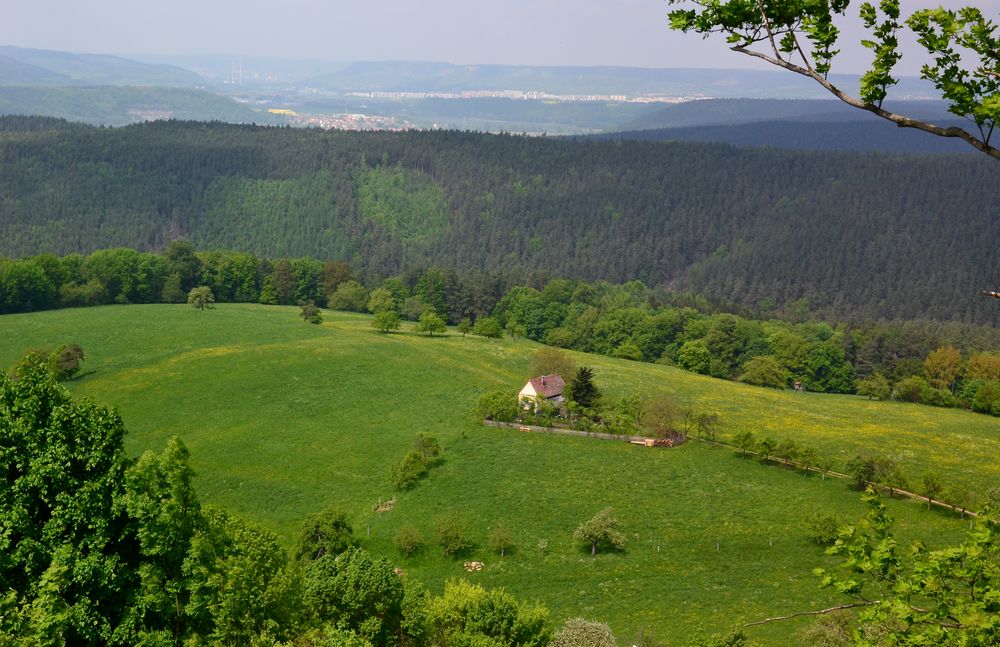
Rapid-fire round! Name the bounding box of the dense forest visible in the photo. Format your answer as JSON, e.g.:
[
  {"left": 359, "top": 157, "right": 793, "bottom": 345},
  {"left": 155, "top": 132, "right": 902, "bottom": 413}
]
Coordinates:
[
  {"left": 0, "top": 117, "right": 997, "bottom": 323},
  {"left": 3, "top": 244, "right": 999, "bottom": 416}
]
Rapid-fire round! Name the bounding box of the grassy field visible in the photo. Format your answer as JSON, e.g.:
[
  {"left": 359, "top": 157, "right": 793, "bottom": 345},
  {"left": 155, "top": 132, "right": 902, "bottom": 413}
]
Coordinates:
[{"left": 2, "top": 304, "right": 994, "bottom": 645}]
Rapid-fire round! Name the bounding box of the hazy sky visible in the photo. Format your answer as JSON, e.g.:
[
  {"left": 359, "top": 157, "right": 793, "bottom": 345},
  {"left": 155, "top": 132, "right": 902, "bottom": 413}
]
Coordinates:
[{"left": 4, "top": 1, "right": 998, "bottom": 73}]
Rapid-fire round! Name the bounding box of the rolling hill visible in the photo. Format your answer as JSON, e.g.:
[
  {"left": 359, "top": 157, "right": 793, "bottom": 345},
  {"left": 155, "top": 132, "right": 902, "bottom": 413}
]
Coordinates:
[
  {"left": 0, "top": 304, "right": 990, "bottom": 645},
  {"left": 0, "top": 45, "right": 203, "bottom": 87},
  {"left": 0, "top": 86, "right": 283, "bottom": 126},
  {"left": 591, "top": 120, "right": 972, "bottom": 153}
]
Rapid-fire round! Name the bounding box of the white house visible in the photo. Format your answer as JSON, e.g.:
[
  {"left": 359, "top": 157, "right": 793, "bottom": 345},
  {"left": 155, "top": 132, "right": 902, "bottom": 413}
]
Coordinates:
[{"left": 518, "top": 374, "right": 566, "bottom": 408}]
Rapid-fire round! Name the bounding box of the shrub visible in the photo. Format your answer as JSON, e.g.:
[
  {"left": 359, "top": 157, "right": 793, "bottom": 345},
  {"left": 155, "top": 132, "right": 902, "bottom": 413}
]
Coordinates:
[
  {"left": 738, "top": 355, "right": 790, "bottom": 389},
  {"left": 477, "top": 390, "right": 519, "bottom": 422},
  {"left": 612, "top": 340, "right": 643, "bottom": 361},
  {"left": 919, "top": 384, "right": 956, "bottom": 408},
  {"left": 394, "top": 525, "right": 425, "bottom": 557},
  {"left": 390, "top": 451, "right": 428, "bottom": 491},
  {"left": 806, "top": 513, "right": 840, "bottom": 546},
  {"left": 300, "top": 301, "right": 322, "bottom": 324},
  {"left": 552, "top": 618, "right": 617, "bottom": 647},
  {"left": 471, "top": 316, "right": 502, "bottom": 339},
  {"left": 48, "top": 343, "right": 85, "bottom": 380},
  {"left": 856, "top": 373, "right": 891, "bottom": 400},
  {"left": 488, "top": 524, "right": 515, "bottom": 557},
  {"left": 893, "top": 375, "right": 929, "bottom": 402},
  {"left": 434, "top": 513, "right": 472, "bottom": 556},
  {"left": 412, "top": 433, "right": 441, "bottom": 461},
  {"left": 971, "top": 381, "right": 1000, "bottom": 415}
]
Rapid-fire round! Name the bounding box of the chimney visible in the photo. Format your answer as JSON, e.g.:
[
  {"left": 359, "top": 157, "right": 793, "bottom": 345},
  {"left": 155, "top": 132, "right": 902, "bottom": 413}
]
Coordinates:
[{"left": 541, "top": 376, "right": 546, "bottom": 386}]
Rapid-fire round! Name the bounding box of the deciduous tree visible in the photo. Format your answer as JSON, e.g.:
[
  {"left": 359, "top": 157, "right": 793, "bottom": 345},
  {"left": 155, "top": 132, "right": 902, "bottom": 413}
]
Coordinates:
[
  {"left": 294, "top": 507, "right": 355, "bottom": 563},
  {"left": 187, "top": 285, "right": 215, "bottom": 310},
  {"left": 551, "top": 617, "right": 617, "bottom": 647},
  {"left": 530, "top": 347, "right": 577, "bottom": 381},
  {"left": 0, "top": 356, "right": 135, "bottom": 644},
  {"left": 817, "top": 489, "right": 1000, "bottom": 643},
  {"left": 924, "top": 346, "right": 963, "bottom": 391},
  {"left": 666, "top": 1, "right": 1000, "bottom": 159},
  {"left": 472, "top": 316, "right": 503, "bottom": 339},
  {"left": 489, "top": 525, "right": 515, "bottom": 557},
  {"left": 373, "top": 310, "right": 402, "bottom": 334},
  {"left": 416, "top": 309, "right": 446, "bottom": 336},
  {"left": 573, "top": 508, "right": 627, "bottom": 556}
]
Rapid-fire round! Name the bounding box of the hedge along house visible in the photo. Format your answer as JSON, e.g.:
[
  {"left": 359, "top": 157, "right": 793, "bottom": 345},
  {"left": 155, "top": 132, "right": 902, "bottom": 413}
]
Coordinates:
[{"left": 518, "top": 374, "right": 566, "bottom": 409}]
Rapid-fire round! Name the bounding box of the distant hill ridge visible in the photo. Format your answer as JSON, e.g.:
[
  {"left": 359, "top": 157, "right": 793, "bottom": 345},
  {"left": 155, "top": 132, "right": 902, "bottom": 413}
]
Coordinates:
[
  {"left": 616, "top": 98, "right": 956, "bottom": 130},
  {"left": 0, "top": 45, "right": 203, "bottom": 87},
  {"left": 0, "top": 86, "right": 282, "bottom": 126}
]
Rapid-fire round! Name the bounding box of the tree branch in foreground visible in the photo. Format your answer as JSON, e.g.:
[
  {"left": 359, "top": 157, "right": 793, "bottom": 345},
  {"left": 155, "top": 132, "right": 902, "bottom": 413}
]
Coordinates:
[
  {"left": 730, "top": 45, "right": 1000, "bottom": 160},
  {"left": 742, "top": 602, "right": 876, "bottom": 627}
]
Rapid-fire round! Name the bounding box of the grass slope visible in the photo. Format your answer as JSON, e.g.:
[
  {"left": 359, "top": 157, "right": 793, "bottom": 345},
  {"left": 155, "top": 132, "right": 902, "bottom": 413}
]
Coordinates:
[{"left": 1, "top": 305, "right": 991, "bottom": 645}]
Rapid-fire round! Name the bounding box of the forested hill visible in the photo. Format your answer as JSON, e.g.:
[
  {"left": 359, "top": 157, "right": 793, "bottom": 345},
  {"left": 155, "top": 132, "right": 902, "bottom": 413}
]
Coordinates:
[
  {"left": 1, "top": 117, "right": 997, "bottom": 324},
  {"left": 588, "top": 120, "right": 972, "bottom": 154}
]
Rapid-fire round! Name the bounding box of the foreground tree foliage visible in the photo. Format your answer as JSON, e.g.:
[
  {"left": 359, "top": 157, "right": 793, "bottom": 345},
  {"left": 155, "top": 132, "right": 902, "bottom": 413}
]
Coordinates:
[
  {"left": 550, "top": 617, "right": 617, "bottom": 647},
  {"left": 815, "top": 490, "right": 1000, "bottom": 645},
  {"left": 427, "top": 579, "right": 552, "bottom": 647},
  {"left": 0, "top": 361, "right": 556, "bottom": 646},
  {"left": 294, "top": 507, "right": 356, "bottom": 563},
  {"left": 666, "top": 1, "right": 999, "bottom": 159},
  {"left": 0, "top": 356, "right": 135, "bottom": 644}
]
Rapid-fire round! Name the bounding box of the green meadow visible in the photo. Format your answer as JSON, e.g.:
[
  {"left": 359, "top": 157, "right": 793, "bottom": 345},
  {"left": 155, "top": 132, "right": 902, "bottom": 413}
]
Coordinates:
[{"left": 2, "top": 304, "right": 995, "bottom": 645}]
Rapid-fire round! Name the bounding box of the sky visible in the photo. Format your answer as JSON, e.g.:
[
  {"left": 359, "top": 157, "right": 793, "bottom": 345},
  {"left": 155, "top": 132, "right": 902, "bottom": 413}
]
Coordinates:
[{"left": 3, "top": 0, "right": 999, "bottom": 74}]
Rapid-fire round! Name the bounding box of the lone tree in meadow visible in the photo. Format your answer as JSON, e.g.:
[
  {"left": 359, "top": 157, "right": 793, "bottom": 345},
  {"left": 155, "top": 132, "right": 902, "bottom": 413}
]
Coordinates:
[
  {"left": 373, "top": 310, "right": 402, "bottom": 334},
  {"left": 300, "top": 301, "right": 322, "bottom": 324},
  {"left": 488, "top": 524, "right": 515, "bottom": 557},
  {"left": 48, "top": 343, "right": 85, "bottom": 380},
  {"left": 574, "top": 507, "right": 627, "bottom": 556},
  {"left": 666, "top": 1, "right": 999, "bottom": 159},
  {"left": 416, "top": 309, "right": 446, "bottom": 336},
  {"left": 187, "top": 286, "right": 215, "bottom": 310},
  {"left": 434, "top": 512, "right": 473, "bottom": 557}
]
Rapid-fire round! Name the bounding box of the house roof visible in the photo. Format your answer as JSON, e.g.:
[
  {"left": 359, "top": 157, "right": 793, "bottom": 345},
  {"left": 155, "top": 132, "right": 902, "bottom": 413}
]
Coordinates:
[{"left": 527, "top": 374, "right": 565, "bottom": 399}]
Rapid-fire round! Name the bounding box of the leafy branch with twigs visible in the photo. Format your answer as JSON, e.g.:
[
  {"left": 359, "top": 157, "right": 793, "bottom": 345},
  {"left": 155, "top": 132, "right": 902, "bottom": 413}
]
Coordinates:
[{"left": 667, "top": 0, "right": 999, "bottom": 158}]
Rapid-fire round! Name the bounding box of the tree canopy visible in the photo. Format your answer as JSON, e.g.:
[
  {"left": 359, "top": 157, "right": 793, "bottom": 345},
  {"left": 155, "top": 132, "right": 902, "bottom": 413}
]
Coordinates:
[{"left": 667, "top": 1, "right": 999, "bottom": 159}]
